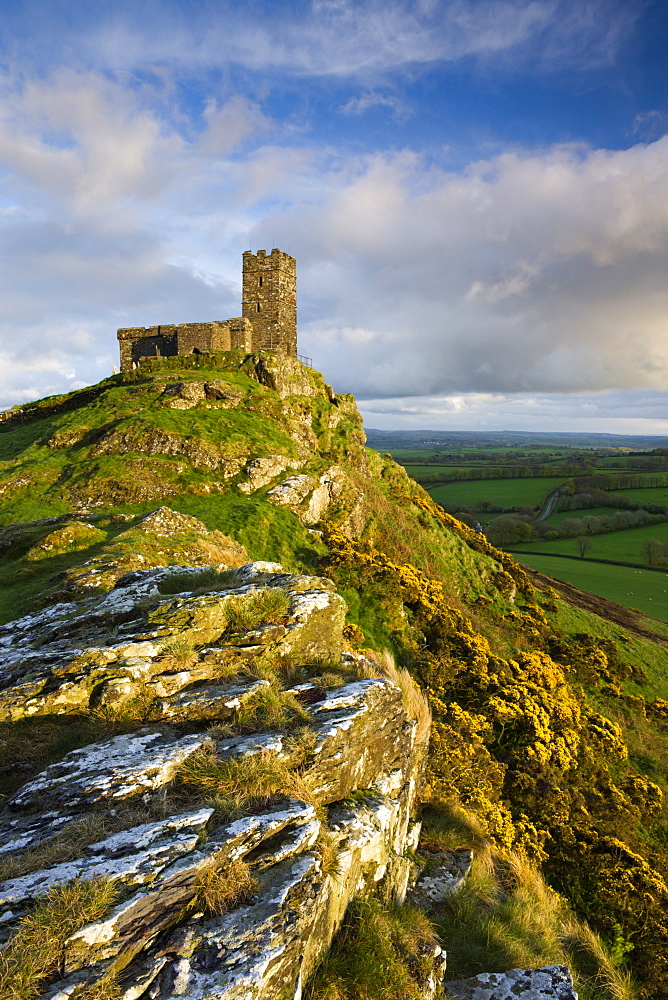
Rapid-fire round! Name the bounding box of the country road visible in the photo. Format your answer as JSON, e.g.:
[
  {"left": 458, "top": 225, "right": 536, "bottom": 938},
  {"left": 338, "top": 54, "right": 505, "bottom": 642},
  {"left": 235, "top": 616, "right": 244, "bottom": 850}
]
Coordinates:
[{"left": 537, "top": 487, "right": 562, "bottom": 521}]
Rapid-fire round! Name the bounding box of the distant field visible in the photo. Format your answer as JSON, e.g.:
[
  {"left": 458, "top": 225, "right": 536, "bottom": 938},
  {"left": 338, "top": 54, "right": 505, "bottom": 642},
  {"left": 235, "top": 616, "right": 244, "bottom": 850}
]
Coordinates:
[
  {"left": 542, "top": 506, "right": 625, "bottom": 528},
  {"left": 512, "top": 520, "right": 668, "bottom": 563},
  {"left": 427, "top": 477, "right": 565, "bottom": 510},
  {"left": 382, "top": 448, "right": 435, "bottom": 459},
  {"left": 611, "top": 486, "right": 668, "bottom": 506},
  {"left": 512, "top": 553, "right": 668, "bottom": 622},
  {"left": 402, "top": 465, "right": 476, "bottom": 478}
]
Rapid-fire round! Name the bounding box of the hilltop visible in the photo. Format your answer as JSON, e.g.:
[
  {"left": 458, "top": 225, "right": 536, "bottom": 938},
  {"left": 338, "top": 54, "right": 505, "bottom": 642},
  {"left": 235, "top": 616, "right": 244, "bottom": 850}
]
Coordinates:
[{"left": 1, "top": 351, "right": 668, "bottom": 999}]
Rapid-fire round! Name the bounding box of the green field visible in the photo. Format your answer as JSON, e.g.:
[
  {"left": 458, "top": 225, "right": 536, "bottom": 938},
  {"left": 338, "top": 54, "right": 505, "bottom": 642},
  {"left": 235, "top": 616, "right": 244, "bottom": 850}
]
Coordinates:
[
  {"left": 512, "top": 553, "right": 668, "bottom": 622},
  {"left": 542, "top": 506, "right": 627, "bottom": 528},
  {"left": 427, "top": 477, "right": 565, "bottom": 510},
  {"left": 402, "top": 465, "right": 478, "bottom": 478},
  {"left": 512, "top": 520, "right": 668, "bottom": 563},
  {"left": 611, "top": 486, "right": 668, "bottom": 506}
]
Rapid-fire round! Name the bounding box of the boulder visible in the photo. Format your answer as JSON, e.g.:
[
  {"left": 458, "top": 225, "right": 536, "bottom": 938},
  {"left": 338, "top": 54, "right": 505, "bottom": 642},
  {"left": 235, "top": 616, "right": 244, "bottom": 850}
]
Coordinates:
[{"left": 444, "top": 965, "right": 578, "bottom": 1000}]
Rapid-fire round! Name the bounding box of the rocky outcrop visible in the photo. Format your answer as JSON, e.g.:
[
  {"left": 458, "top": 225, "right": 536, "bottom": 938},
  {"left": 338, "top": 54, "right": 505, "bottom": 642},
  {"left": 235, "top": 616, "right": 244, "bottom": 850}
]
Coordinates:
[
  {"left": 0, "top": 556, "right": 428, "bottom": 1000},
  {"left": 267, "top": 465, "right": 367, "bottom": 534},
  {"left": 444, "top": 965, "right": 578, "bottom": 999}
]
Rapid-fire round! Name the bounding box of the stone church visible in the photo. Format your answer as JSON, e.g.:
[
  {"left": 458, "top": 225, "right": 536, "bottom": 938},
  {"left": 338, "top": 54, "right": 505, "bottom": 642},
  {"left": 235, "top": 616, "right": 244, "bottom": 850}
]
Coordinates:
[{"left": 117, "top": 249, "right": 297, "bottom": 372}]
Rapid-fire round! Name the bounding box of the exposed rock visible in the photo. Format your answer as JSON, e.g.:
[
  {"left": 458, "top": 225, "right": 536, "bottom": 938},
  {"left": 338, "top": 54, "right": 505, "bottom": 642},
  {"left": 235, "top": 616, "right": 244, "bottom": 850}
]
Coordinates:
[
  {"left": 50, "top": 508, "right": 248, "bottom": 596},
  {"left": 159, "top": 381, "right": 246, "bottom": 410},
  {"left": 267, "top": 464, "right": 361, "bottom": 528},
  {"left": 410, "top": 848, "right": 474, "bottom": 907},
  {"left": 7, "top": 730, "right": 212, "bottom": 815},
  {"left": 444, "top": 965, "right": 578, "bottom": 1000},
  {"left": 419, "top": 945, "right": 448, "bottom": 1000},
  {"left": 0, "top": 809, "right": 215, "bottom": 921},
  {"left": 266, "top": 473, "right": 316, "bottom": 508},
  {"left": 132, "top": 789, "right": 422, "bottom": 1000},
  {"left": 306, "top": 679, "right": 416, "bottom": 804},
  {"left": 0, "top": 544, "right": 429, "bottom": 1000},
  {"left": 63, "top": 801, "right": 320, "bottom": 972},
  {"left": 155, "top": 678, "right": 271, "bottom": 722},
  {"left": 237, "top": 454, "right": 298, "bottom": 493},
  {"left": 254, "top": 355, "right": 320, "bottom": 399},
  {"left": 0, "top": 559, "right": 344, "bottom": 720},
  {"left": 91, "top": 421, "right": 245, "bottom": 477}
]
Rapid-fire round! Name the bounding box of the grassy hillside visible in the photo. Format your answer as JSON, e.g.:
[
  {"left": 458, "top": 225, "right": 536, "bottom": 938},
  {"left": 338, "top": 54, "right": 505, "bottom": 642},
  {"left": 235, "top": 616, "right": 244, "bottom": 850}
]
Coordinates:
[{"left": 3, "top": 352, "right": 668, "bottom": 998}]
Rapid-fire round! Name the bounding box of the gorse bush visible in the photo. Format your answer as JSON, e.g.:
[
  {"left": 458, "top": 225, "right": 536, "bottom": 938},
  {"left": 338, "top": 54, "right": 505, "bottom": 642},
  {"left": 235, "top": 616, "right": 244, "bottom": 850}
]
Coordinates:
[{"left": 319, "top": 509, "right": 667, "bottom": 997}]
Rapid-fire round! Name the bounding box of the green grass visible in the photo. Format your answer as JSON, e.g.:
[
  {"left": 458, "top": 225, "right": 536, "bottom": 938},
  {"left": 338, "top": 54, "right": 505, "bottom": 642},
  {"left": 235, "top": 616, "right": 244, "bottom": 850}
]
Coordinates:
[
  {"left": 427, "top": 477, "right": 565, "bottom": 510},
  {"left": 514, "top": 521, "right": 668, "bottom": 564},
  {"left": 542, "top": 506, "right": 620, "bottom": 528},
  {"left": 515, "top": 554, "right": 668, "bottom": 622},
  {"left": 303, "top": 897, "right": 441, "bottom": 1000},
  {"left": 610, "top": 487, "right": 668, "bottom": 507},
  {"left": 546, "top": 600, "right": 668, "bottom": 698}
]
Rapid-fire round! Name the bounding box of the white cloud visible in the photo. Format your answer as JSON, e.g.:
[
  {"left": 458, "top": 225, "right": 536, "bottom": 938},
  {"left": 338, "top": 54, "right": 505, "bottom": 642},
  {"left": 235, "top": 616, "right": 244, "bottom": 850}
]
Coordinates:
[
  {"left": 4, "top": 0, "right": 641, "bottom": 81},
  {"left": 358, "top": 390, "right": 668, "bottom": 434},
  {"left": 340, "top": 91, "right": 410, "bottom": 119},
  {"left": 0, "top": 22, "right": 665, "bottom": 438}
]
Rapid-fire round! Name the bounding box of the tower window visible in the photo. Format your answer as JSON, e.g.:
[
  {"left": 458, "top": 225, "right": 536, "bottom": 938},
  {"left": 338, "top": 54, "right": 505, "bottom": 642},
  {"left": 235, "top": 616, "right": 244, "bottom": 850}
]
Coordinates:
[
  {"left": 257, "top": 303, "right": 261, "bottom": 312},
  {"left": 259, "top": 276, "right": 263, "bottom": 286}
]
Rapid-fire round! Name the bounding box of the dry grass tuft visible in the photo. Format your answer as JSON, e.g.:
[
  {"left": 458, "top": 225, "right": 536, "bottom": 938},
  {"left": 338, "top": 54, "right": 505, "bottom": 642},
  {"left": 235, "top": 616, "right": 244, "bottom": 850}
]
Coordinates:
[
  {"left": 0, "top": 878, "right": 118, "bottom": 1000},
  {"left": 224, "top": 588, "right": 291, "bottom": 632},
  {"left": 234, "top": 686, "right": 312, "bottom": 733},
  {"left": 0, "top": 806, "right": 156, "bottom": 883},
  {"left": 75, "top": 976, "right": 122, "bottom": 1000},
  {"left": 191, "top": 860, "right": 258, "bottom": 915},
  {"left": 372, "top": 651, "right": 432, "bottom": 745},
  {"left": 175, "top": 746, "right": 316, "bottom": 818}
]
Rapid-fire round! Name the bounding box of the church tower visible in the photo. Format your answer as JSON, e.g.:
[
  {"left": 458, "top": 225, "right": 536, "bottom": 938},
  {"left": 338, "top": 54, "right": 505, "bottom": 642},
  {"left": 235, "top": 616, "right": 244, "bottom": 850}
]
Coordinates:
[{"left": 242, "top": 249, "right": 297, "bottom": 355}]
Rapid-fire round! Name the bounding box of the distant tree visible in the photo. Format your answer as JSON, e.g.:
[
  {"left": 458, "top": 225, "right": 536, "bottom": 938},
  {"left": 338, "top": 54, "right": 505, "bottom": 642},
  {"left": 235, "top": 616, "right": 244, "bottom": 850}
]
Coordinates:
[
  {"left": 643, "top": 539, "right": 668, "bottom": 567},
  {"left": 486, "top": 516, "right": 533, "bottom": 547},
  {"left": 454, "top": 512, "right": 477, "bottom": 528},
  {"left": 575, "top": 535, "right": 592, "bottom": 558}
]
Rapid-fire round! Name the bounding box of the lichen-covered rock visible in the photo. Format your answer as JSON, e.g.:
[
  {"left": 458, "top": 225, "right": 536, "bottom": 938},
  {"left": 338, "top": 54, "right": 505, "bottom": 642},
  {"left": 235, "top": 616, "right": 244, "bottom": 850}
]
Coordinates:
[
  {"left": 306, "top": 679, "right": 416, "bottom": 803},
  {"left": 267, "top": 465, "right": 357, "bottom": 527},
  {"left": 254, "top": 355, "right": 321, "bottom": 399},
  {"left": 0, "top": 547, "right": 429, "bottom": 1000},
  {"left": 63, "top": 800, "right": 320, "bottom": 972},
  {"left": 129, "top": 791, "right": 421, "bottom": 1000},
  {"left": 0, "top": 560, "right": 345, "bottom": 720},
  {"left": 7, "top": 730, "right": 212, "bottom": 815},
  {"left": 410, "top": 848, "right": 473, "bottom": 907},
  {"left": 155, "top": 678, "right": 271, "bottom": 722},
  {"left": 444, "top": 965, "right": 578, "bottom": 1000},
  {"left": 0, "top": 809, "right": 214, "bottom": 921},
  {"left": 237, "top": 454, "right": 300, "bottom": 493}
]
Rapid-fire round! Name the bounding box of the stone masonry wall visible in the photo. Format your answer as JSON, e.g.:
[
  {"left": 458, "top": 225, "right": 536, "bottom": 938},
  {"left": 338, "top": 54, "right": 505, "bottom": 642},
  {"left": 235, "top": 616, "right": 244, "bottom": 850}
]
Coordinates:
[
  {"left": 117, "top": 319, "right": 255, "bottom": 373},
  {"left": 242, "top": 249, "right": 297, "bottom": 356}
]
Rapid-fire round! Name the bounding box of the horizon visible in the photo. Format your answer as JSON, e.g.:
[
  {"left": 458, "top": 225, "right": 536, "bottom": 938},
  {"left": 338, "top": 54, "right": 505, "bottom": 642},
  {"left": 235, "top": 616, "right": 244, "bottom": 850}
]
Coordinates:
[{"left": 0, "top": 0, "right": 667, "bottom": 433}]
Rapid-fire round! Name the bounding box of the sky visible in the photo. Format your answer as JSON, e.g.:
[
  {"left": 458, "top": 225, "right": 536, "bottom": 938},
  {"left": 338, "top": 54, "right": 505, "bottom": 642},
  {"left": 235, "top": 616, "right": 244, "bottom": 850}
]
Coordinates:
[{"left": 0, "top": 0, "right": 667, "bottom": 434}]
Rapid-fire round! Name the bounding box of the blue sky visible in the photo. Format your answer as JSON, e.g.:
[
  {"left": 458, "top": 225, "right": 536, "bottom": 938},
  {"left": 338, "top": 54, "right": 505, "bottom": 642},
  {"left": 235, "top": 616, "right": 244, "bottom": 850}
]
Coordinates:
[{"left": 0, "top": 0, "right": 667, "bottom": 433}]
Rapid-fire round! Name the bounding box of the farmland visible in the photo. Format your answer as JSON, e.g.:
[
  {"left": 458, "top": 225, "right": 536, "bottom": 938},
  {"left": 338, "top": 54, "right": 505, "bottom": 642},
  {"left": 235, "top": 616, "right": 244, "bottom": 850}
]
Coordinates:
[
  {"left": 367, "top": 429, "right": 668, "bottom": 619},
  {"left": 427, "top": 477, "right": 564, "bottom": 511},
  {"left": 511, "top": 553, "right": 668, "bottom": 622}
]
